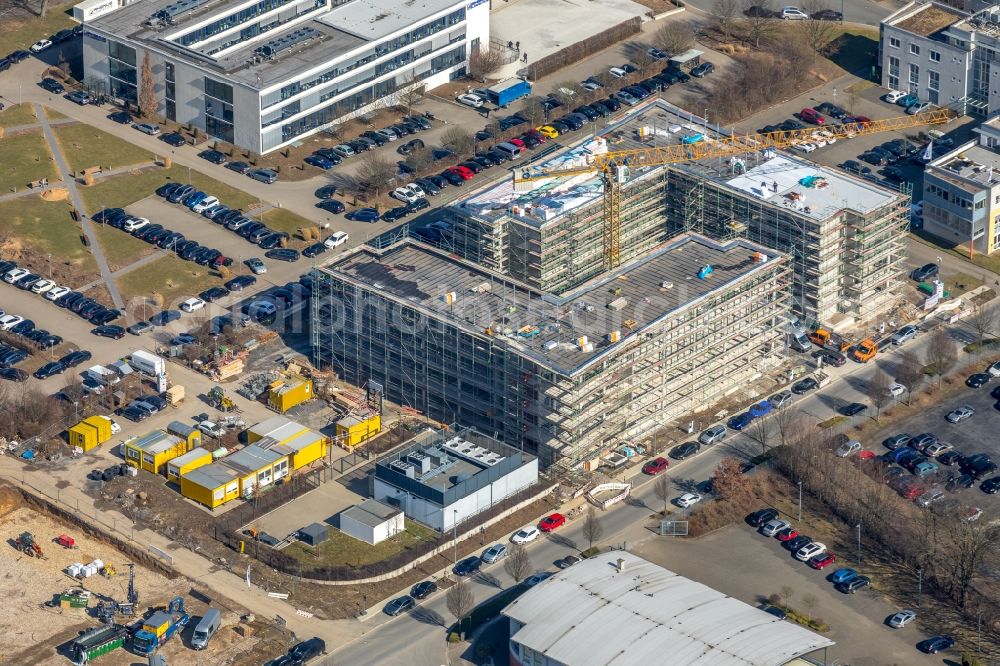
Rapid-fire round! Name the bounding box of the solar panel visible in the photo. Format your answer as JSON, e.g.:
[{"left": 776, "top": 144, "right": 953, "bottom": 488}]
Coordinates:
[
  {"left": 254, "top": 27, "right": 322, "bottom": 59},
  {"left": 154, "top": 0, "right": 211, "bottom": 20}
]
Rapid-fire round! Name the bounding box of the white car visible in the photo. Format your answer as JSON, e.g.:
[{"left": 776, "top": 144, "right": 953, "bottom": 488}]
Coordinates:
[
  {"left": 883, "top": 90, "right": 906, "bottom": 104},
  {"left": 100, "top": 415, "right": 121, "bottom": 435},
  {"left": 888, "top": 609, "right": 916, "bottom": 628},
  {"left": 891, "top": 325, "right": 918, "bottom": 345},
  {"left": 45, "top": 285, "right": 71, "bottom": 301},
  {"left": 122, "top": 217, "right": 149, "bottom": 233},
  {"left": 795, "top": 142, "right": 817, "bottom": 153},
  {"left": 781, "top": 6, "right": 808, "bottom": 19},
  {"left": 511, "top": 526, "right": 540, "bottom": 544},
  {"left": 30, "top": 39, "right": 52, "bottom": 52},
  {"left": 324, "top": 231, "right": 349, "bottom": 248},
  {"left": 923, "top": 441, "right": 953, "bottom": 458},
  {"left": 676, "top": 493, "right": 702, "bottom": 508},
  {"left": 191, "top": 195, "right": 219, "bottom": 213},
  {"left": 179, "top": 297, "right": 206, "bottom": 313},
  {"left": 524, "top": 572, "right": 553, "bottom": 586},
  {"left": 810, "top": 135, "right": 827, "bottom": 147},
  {"left": 609, "top": 66, "right": 628, "bottom": 78},
  {"left": 888, "top": 383, "right": 907, "bottom": 398},
  {"left": 760, "top": 519, "right": 790, "bottom": 537},
  {"left": 795, "top": 542, "right": 826, "bottom": 561},
  {"left": 3, "top": 268, "right": 29, "bottom": 284},
  {"left": 457, "top": 93, "right": 484, "bottom": 108},
  {"left": 0, "top": 314, "right": 24, "bottom": 331},
  {"left": 814, "top": 130, "right": 836, "bottom": 144},
  {"left": 331, "top": 144, "right": 355, "bottom": 158},
  {"left": 988, "top": 360, "right": 1000, "bottom": 377},
  {"left": 392, "top": 184, "right": 425, "bottom": 203},
  {"left": 835, "top": 440, "right": 862, "bottom": 457},
  {"left": 30, "top": 278, "right": 56, "bottom": 294}
]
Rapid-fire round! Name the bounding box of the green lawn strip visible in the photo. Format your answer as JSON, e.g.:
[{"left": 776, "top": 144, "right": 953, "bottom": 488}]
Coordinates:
[
  {"left": 92, "top": 223, "right": 157, "bottom": 272},
  {"left": 0, "top": 130, "right": 58, "bottom": 193},
  {"left": 448, "top": 585, "right": 527, "bottom": 637},
  {"left": 53, "top": 123, "right": 156, "bottom": 173},
  {"left": 259, "top": 207, "right": 316, "bottom": 237},
  {"left": 45, "top": 107, "right": 69, "bottom": 120},
  {"left": 281, "top": 521, "right": 438, "bottom": 569},
  {"left": 80, "top": 165, "right": 257, "bottom": 214},
  {"left": 116, "top": 254, "right": 223, "bottom": 307},
  {"left": 0, "top": 194, "right": 97, "bottom": 275},
  {"left": 0, "top": 103, "right": 38, "bottom": 128},
  {"left": 822, "top": 27, "right": 880, "bottom": 75},
  {"left": 0, "top": 4, "right": 76, "bottom": 56}
]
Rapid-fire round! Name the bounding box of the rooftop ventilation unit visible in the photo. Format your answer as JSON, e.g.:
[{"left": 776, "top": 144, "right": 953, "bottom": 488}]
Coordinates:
[
  {"left": 406, "top": 451, "right": 431, "bottom": 473},
  {"left": 153, "top": 0, "right": 211, "bottom": 21},
  {"left": 254, "top": 27, "right": 322, "bottom": 60},
  {"left": 389, "top": 460, "right": 416, "bottom": 478}
]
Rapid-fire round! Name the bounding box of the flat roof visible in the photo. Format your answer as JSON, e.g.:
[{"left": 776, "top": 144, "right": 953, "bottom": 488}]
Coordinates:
[
  {"left": 317, "top": 0, "right": 458, "bottom": 40},
  {"left": 322, "top": 233, "right": 784, "bottom": 375},
  {"left": 182, "top": 461, "right": 240, "bottom": 489},
  {"left": 223, "top": 444, "right": 286, "bottom": 475},
  {"left": 928, "top": 143, "right": 1000, "bottom": 185},
  {"left": 890, "top": 2, "right": 965, "bottom": 35},
  {"left": 257, "top": 429, "right": 325, "bottom": 455},
  {"left": 341, "top": 499, "right": 401, "bottom": 527},
  {"left": 168, "top": 447, "right": 212, "bottom": 467},
  {"left": 503, "top": 552, "right": 834, "bottom": 666},
  {"left": 131, "top": 430, "right": 183, "bottom": 455},
  {"left": 250, "top": 415, "right": 295, "bottom": 437}
]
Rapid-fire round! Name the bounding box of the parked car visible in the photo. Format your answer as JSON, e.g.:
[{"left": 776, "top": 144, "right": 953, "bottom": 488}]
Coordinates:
[
  {"left": 792, "top": 377, "right": 819, "bottom": 394},
  {"left": 670, "top": 442, "right": 700, "bottom": 460},
  {"left": 384, "top": 596, "right": 414, "bottom": 616},
  {"left": 760, "top": 519, "right": 790, "bottom": 537},
  {"left": 642, "top": 457, "right": 669, "bottom": 475},
  {"left": 795, "top": 542, "right": 827, "bottom": 561},
  {"left": 917, "top": 636, "right": 955, "bottom": 654},
  {"left": 511, "top": 527, "right": 540, "bottom": 544},
  {"left": 699, "top": 425, "right": 727, "bottom": 445},
  {"left": 747, "top": 508, "right": 779, "bottom": 527},
  {"left": 132, "top": 122, "right": 160, "bottom": 135},
  {"left": 836, "top": 575, "right": 871, "bottom": 594},
  {"left": 691, "top": 62, "right": 715, "bottom": 77},
  {"left": 946, "top": 406, "right": 975, "bottom": 423},
  {"left": 453, "top": 556, "right": 481, "bottom": 576},
  {"left": 482, "top": 543, "right": 508, "bottom": 563},
  {"left": 830, "top": 568, "right": 857, "bottom": 585},
  {"left": 675, "top": 492, "right": 702, "bottom": 508},
  {"left": 781, "top": 6, "right": 808, "bottom": 19},
  {"left": 539, "top": 513, "right": 566, "bottom": 532},
  {"left": 840, "top": 402, "right": 867, "bottom": 417}
]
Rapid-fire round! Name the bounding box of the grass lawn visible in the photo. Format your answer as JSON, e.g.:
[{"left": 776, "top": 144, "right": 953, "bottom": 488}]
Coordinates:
[
  {"left": 823, "top": 27, "right": 880, "bottom": 76},
  {"left": 260, "top": 207, "right": 316, "bottom": 236},
  {"left": 0, "top": 4, "right": 76, "bottom": 56},
  {"left": 0, "top": 103, "right": 37, "bottom": 128},
  {"left": 92, "top": 223, "right": 156, "bottom": 271},
  {"left": 282, "top": 521, "right": 438, "bottom": 569},
  {"left": 0, "top": 130, "right": 58, "bottom": 193},
  {"left": 45, "top": 107, "right": 68, "bottom": 120},
  {"left": 79, "top": 165, "right": 258, "bottom": 214},
  {"left": 117, "top": 254, "right": 223, "bottom": 306},
  {"left": 0, "top": 194, "right": 97, "bottom": 274},
  {"left": 54, "top": 123, "right": 155, "bottom": 172}
]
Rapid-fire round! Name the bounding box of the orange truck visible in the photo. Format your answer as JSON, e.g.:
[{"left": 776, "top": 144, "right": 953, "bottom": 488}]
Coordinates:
[
  {"left": 807, "top": 328, "right": 852, "bottom": 353},
  {"left": 852, "top": 339, "right": 878, "bottom": 363}
]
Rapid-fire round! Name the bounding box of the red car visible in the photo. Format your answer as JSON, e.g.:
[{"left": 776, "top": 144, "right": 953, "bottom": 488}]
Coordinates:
[
  {"left": 776, "top": 527, "right": 799, "bottom": 542},
  {"left": 800, "top": 108, "right": 825, "bottom": 125},
  {"left": 809, "top": 553, "right": 836, "bottom": 570},
  {"left": 539, "top": 513, "right": 566, "bottom": 532},
  {"left": 509, "top": 137, "right": 526, "bottom": 148},
  {"left": 447, "top": 165, "right": 474, "bottom": 180},
  {"left": 643, "top": 457, "right": 669, "bottom": 475}
]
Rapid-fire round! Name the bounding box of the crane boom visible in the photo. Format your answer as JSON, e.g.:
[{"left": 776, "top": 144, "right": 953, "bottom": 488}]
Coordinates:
[{"left": 511, "top": 108, "right": 954, "bottom": 269}]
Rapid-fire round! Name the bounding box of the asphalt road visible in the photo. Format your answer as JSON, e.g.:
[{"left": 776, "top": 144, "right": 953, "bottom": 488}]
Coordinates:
[{"left": 682, "top": 0, "right": 898, "bottom": 28}]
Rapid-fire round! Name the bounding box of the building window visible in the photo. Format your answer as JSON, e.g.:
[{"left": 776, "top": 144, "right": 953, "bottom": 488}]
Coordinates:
[
  {"left": 928, "top": 69, "right": 939, "bottom": 90},
  {"left": 204, "top": 77, "right": 234, "bottom": 143},
  {"left": 890, "top": 37, "right": 900, "bottom": 48},
  {"left": 107, "top": 40, "right": 137, "bottom": 102},
  {"left": 930, "top": 50, "right": 941, "bottom": 62},
  {"left": 889, "top": 56, "right": 899, "bottom": 78},
  {"left": 888, "top": 75, "right": 899, "bottom": 89},
  {"left": 909, "top": 63, "right": 919, "bottom": 93},
  {"left": 910, "top": 43, "right": 920, "bottom": 55},
  {"left": 164, "top": 61, "right": 176, "bottom": 122}
]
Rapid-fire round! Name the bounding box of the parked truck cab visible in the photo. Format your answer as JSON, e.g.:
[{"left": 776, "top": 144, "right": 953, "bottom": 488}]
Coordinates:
[
  {"left": 191, "top": 608, "right": 221, "bottom": 649},
  {"left": 852, "top": 339, "right": 877, "bottom": 363}
]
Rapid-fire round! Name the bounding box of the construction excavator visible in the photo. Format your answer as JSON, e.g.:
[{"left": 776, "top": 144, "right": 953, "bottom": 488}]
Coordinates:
[
  {"left": 513, "top": 107, "right": 955, "bottom": 269},
  {"left": 15, "top": 531, "right": 43, "bottom": 558}
]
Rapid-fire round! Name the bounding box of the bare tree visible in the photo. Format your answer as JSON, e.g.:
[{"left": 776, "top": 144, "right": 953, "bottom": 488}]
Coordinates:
[
  {"left": 518, "top": 97, "right": 547, "bottom": 127},
  {"left": 925, "top": 327, "right": 958, "bottom": 386},
  {"left": 582, "top": 507, "right": 604, "bottom": 549},
  {"left": 742, "top": 0, "right": 780, "bottom": 48},
  {"left": 504, "top": 543, "right": 532, "bottom": 584},
  {"left": 745, "top": 416, "right": 772, "bottom": 455},
  {"left": 551, "top": 81, "right": 582, "bottom": 105},
  {"left": 396, "top": 74, "right": 426, "bottom": 116},
  {"left": 404, "top": 146, "right": 434, "bottom": 176},
  {"left": 712, "top": 0, "right": 741, "bottom": 39},
  {"left": 653, "top": 22, "right": 694, "bottom": 57},
  {"left": 653, "top": 474, "right": 671, "bottom": 515},
  {"left": 773, "top": 407, "right": 810, "bottom": 448},
  {"left": 355, "top": 153, "right": 395, "bottom": 201},
  {"left": 446, "top": 579, "right": 475, "bottom": 639},
  {"left": 800, "top": 0, "right": 838, "bottom": 52},
  {"left": 801, "top": 593, "right": 818, "bottom": 620},
  {"left": 441, "top": 126, "right": 475, "bottom": 156},
  {"left": 139, "top": 51, "right": 157, "bottom": 119},
  {"left": 896, "top": 349, "right": 925, "bottom": 404},
  {"left": 967, "top": 301, "right": 996, "bottom": 353},
  {"left": 631, "top": 48, "right": 657, "bottom": 75},
  {"left": 468, "top": 48, "right": 505, "bottom": 82},
  {"left": 866, "top": 369, "right": 893, "bottom": 420}
]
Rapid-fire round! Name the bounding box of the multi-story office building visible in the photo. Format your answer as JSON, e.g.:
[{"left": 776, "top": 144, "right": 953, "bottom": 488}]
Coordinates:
[
  {"left": 82, "top": 0, "right": 488, "bottom": 153},
  {"left": 311, "top": 233, "right": 790, "bottom": 468},
  {"left": 922, "top": 116, "right": 1000, "bottom": 253},
  {"left": 879, "top": 1, "right": 1000, "bottom": 117}
]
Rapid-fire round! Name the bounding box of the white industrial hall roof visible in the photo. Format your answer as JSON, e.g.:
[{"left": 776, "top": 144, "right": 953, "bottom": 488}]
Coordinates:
[{"left": 503, "top": 552, "right": 834, "bottom": 666}]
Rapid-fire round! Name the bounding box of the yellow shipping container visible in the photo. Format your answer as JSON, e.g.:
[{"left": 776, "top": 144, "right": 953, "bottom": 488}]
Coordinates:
[
  {"left": 336, "top": 413, "right": 381, "bottom": 448},
  {"left": 68, "top": 422, "right": 99, "bottom": 451},
  {"left": 166, "top": 447, "right": 213, "bottom": 482},
  {"left": 124, "top": 430, "right": 191, "bottom": 475},
  {"left": 180, "top": 463, "right": 241, "bottom": 509},
  {"left": 266, "top": 375, "right": 313, "bottom": 414},
  {"left": 84, "top": 416, "right": 112, "bottom": 444},
  {"left": 248, "top": 416, "right": 327, "bottom": 470}
]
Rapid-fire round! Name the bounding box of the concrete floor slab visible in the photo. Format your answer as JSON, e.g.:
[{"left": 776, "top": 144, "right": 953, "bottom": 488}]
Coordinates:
[{"left": 249, "top": 475, "right": 368, "bottom": 541}]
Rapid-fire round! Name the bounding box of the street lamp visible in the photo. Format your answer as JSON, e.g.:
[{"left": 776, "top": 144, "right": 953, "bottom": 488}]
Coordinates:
[
  {"left": 917, "top": 567, "right": 923, "bottom": 606},
  {"left": 452, "top": 509, "right": 458, "bottom": 568},
  {"left": 797, "top": 480, "right": 803, "bottom": 522},
  {"left": 855, "top": 523, "right": 861, "bottom": 565}
]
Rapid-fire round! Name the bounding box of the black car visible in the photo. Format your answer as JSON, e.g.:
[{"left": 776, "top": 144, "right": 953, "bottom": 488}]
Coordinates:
[
  {"left": 812, "top": 8, "right": 842, "bottom": 19},
  {"left": 361, "top": 130, "right": 388, "bottom": 146},
  {"left": 669, "top": 442, "right": 700, "bottom": 460},
  {"left": 470, "top": 154, "right": 497, "bottom": 169},
  {"left": 382, "top": 206, "right": 410, "bottom": 223},
  {"left": 41, "top": 78, "right": 65, "bottom": 93},
  {"left": 459, "top": 160, "right": 483, "bottom": 174},
  {"left": 812, "top": 349, "right": 846, "bottom": 367},
  {"left": 226, "top": 275, "right": 257, "bottom": 291},
  {"left": 93, "top": 309, "right": 122, "bottom": 325},
  {"left": 384, "top": 596, "right": 415, "bottom": 616},
  {"left": 397, "top": 138, "right": 425, "bottom": 155},
  {"left": 302, "top": 243, "right": 327, "bottom": 258},
  {"left": 440, "top": 170, "right": 465, "bottom": 186},
  {"left": 917, "top": 636, "right": 955, "bottom": 654},
  {"left": 836, "top": 575, "right": 871, "bottom": 594},
  {"left": 92, "top": 325, "right": 125, "bottom": 339},
  {"left": 60, "top": 350, "right": 92, "bottom": 368},
  {"left": 199, "top": 149, "right": 227, "bottom": 164},
  {"left": 791, "top": 377, "right": 819, "bottom": 394},
  {"left": 967, "top": 372, "right": 991, "bottom": 388},
  {"left": 981, "top": 476, "right": 1000, "bottom": 493},
  {"left": 160, "top": 132, "right": 186, "bottom": 147},
  {"left": 840, "top": 160, "right": 872, "bottom": 176},
  {"left": 0, "top": 368, "right": 28, "bottom": 382},
  {"left": 200, "top": 286, "right": 230, "bottom": 303},
  {"left": 691, "top": 62, "right": 715, "bottom": 77},
  {"left": 411, "top": 580, "right": 437, "bottom": 599},
  {"left": 911, "top": 262, "right": 938, "bottom": 282},
  {"left": 840, "top": 402, "right": 867, "bottom": 416},
  {"left": 785, "top": 534, "right": 812, "bottom": 552},
  {"left": 10, "top": 320, "right": 34, "bottom": 335},
  {"left": 937, "top": 450, "right": 965, "bottom": 467},
  {"left": 258, "top": 233, "right": 286, "bottom": 249},
  {"left": 413, "top": 178, "right": 441, "bottom": 196},
  {"left": 288, "top": 637, "right": 326, "bottom": 663},
  {"left": 746, "top": 508, "right": 779, "bottom": 527},
  {"left": 7, "top": 50, "right": 30, "bottom": 63},
  {"left": 266, "top": 248, "right": 300, "bottom": 262},
  {"left": 227, "top": 161, "right": 252, "bottom": 174},
  {"left": 108, "top": 110, "right": 132, "bottom": 124},
  {"left": 882, "top": 165, "right": 906, "bottom": 181},
  {"left": 315, "top": 184, "right": 337, "bottom": 200},
  {"left": 121, "top": 405, "right": 149, "bottom": 422},
  {"left": 93, "top": 207, "right": 125, "bottom": 223},
  {"left": 34, "top": 361, "right": 65, "bottom": 379},
  {"left": 454, "top": 556, "right": 481, "bottom": 576},
  {"left": 407, "top": 197, "right": 430, "bottom": 213},
  {"left": 149, "top": 309, "right": 181, "bottom": 326},
  {"left": 143, "top": 228, "right": 171, "bottom": 245},
  {"left": 574, "top": 105, "right": 600, "bottom": 121},
  {"left": 815, "top": 101, "right": 847, "bottom": 118},
  {"left": 520, "top": 133, "right": 541, "bottom": 148},
  {"left": 141, "top": 394, "right": 168, "bottom": 411}
]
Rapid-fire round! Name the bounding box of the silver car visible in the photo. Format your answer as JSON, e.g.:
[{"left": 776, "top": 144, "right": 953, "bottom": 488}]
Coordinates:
[
  {"left": 760, "top": 518, "right": 790, "bottom": 537},
  {"left": 699, "top": 425, "right": 727, "bottom": 446},
  {"left": 946, "top": 406, "right": 975, "bottom": 423},
  {"left": 769, "top": 391, "right": 793, "bottom": 409},
  {"left": 891, "top": 324, "right": 918, "bottom": 345},
  {"left": 482, "top": 543, "right": 507, "bottom": 563}
]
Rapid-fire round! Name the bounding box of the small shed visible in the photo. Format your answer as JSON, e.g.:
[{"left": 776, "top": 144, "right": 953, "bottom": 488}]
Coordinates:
[
  {"left": 668, "top": 48, "right": 703, "bottom": 70},
  {"left": 298, "top": 523, "right": 329, "bottom": 547},
  {"left": 339, "top": 499, "right": 404, "bottom": 545}
]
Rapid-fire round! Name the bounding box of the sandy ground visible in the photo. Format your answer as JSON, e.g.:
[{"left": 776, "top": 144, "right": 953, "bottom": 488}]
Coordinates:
[{"left": 0, "top": 501, "right": 286, "bottom": 665}]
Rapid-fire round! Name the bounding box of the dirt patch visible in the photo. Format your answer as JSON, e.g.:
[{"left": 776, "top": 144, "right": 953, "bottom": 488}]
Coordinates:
[{"left": 40, "top": 187, "right": 70, "bottom": 202}]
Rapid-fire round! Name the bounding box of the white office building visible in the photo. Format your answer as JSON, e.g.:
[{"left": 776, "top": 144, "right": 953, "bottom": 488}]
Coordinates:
[{"left": 82, "top": 0, "right": 489, "bottom": 153}]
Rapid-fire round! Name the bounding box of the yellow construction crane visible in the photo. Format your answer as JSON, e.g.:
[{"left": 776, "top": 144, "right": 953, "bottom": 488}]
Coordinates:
[{"left": 512, "top": 109, "right": 955, "bottom": 269}]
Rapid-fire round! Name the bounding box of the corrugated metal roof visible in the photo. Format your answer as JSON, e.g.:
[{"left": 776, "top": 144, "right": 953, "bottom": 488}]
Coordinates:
[
  {"left": 223, "top": 444, "right": 285, "bottom": 475},
  {"left": 181, "top": 462, "right": 239, "bottom": 489},
  {"left": 249, "top": 415, "right": 296, "bottom": 438},
  {"left": 258, "top": 430, "right": 325, "bottom": 455},
  {"left": 503, "top": 552, "right": 834, "bottom": 666},
  {"left": 168, "top": 447, "right": 211, "bottom": 468},
  {"left": 132, "top": 430, "right": 183, "bottom": 455}
]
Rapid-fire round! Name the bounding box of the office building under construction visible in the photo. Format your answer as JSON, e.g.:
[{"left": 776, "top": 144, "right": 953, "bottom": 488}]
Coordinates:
[{"left": 311, "top": 233, "right": 790, "bottom": 468}]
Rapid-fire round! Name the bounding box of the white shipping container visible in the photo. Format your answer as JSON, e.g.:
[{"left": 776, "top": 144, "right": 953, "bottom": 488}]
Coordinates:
[
  {"left": 90, "top": 559, "right": 104, "bottom": 570},
  {"left": 67, "top": 563, "right": 83, "bottom": 577},
  {"left": 130, "top": 350, "right": 166, "bottom": 376}
]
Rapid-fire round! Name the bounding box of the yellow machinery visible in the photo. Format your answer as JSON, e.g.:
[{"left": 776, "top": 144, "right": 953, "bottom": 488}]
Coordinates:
[{"left": 512, "top": 109, "right": 954, "bottom": 269}]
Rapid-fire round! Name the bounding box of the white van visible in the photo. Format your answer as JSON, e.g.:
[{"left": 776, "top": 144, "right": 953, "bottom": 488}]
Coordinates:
[
  {"left": 495, "top": 142, "right": 522, "bottom": 160},
  {"left": 192, "top": 607, "right": 221, "bottom": 649}
]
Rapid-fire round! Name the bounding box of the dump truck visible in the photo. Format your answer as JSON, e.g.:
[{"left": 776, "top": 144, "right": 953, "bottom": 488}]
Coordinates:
[
  {"left": 807, "top": 328, "right": 851, "bottom": 353},
  {"left": 69, "top": 624, "right": 128, "bottom": 665},
  {"left": 852, "top": 339, "right": 878, "bottom": 363},
  {"left": 132, "top": 596, "right": 189, "bottom": 656}
]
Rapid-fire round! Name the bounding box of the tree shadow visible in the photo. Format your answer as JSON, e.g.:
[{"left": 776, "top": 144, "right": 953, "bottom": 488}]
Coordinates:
[
  {"left": 410, "top": 606, "right": 446, "bottom": 627},
  {"left": 824, "top": 33, "right": 878, "bottom": 76},
  {"left": 672, "top": 477, "right": 701, "bottom": 492},
  {"left": 623, "top": 495, "right": 648, "bottom": 509},
  {"left": 546, "top": 533, "right": 577, "bottom": 550}
]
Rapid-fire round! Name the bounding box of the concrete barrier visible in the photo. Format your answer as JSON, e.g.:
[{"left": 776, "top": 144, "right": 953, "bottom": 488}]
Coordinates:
[{"left": 587, "top": 482, "right": 632, "bottom": 510}]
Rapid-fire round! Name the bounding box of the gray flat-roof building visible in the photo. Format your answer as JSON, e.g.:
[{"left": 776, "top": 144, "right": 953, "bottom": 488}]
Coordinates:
[
  {"left": 372, "top": 426, "right": 538, "bottom": 531},
  {"left": 81, "top": 0, "right": 489, "bottom": 153},
  {"left": 339, "top": 499, "right": 404, "bottom": 544}
]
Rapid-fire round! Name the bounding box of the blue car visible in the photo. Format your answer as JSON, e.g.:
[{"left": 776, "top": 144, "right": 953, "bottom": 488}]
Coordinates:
[
  {"left": 305, "top": 154, "right": 335, "bottom": 170},
  {"left": 890, "top": 447, "right": 918, "bottom": 464},
  {"left": 748, "top": 400, "right": 772, "bottom": 419},
  {"left": 830, "top": 568, "right": 857, "bottom": 584},
  {"left": 346, "top": 207, "right": 380, "bottom": 222},
  {"left": 728, "top": 412, "right": 754, "bottom": 431},
  {"left": 183, "top": 190, "right": 207, "bottom": 207}
]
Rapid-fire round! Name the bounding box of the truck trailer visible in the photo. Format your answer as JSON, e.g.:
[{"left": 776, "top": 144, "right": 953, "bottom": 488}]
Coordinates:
[
  {"left": 69, "top": 624, "right": 128, "bottom": 665},
  {"left": 486, "top": 78, "right": 531, "bottom": 107}
]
